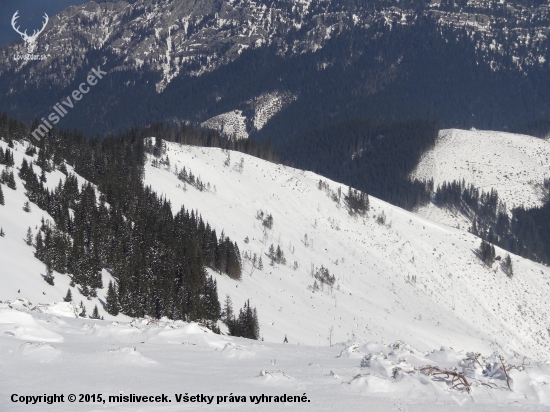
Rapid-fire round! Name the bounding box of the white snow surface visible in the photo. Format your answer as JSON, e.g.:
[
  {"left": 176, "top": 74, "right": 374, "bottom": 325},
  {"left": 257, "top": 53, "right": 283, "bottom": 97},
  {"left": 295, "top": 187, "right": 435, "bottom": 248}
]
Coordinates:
[
  {"left": 201, "top": 91, "right": 297, "bottom": 139},
  {"left": 250, "top": 91, "right": 297, "bottom": 131},
  {"left": 4, "top": 138, "right": 550, "bottom": 409},
  {"left": 201, "top": 110, "right": 249, "bottom": 140},
  {"left": 411, "top": 129, "right": 550, "bottom": 213},
  {"left": 3, "top": 300, "right": 550, "bottom": 410},
  {"left": 145, "top": 143, "right": 550, "bottom": 360}
]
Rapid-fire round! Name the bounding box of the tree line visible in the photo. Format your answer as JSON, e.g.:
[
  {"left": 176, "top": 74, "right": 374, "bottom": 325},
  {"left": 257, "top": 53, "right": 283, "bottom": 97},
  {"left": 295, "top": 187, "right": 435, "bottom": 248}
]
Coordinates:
[
  {"left": 0, "top": 113, "right": 261, "bottom": 338},
  {"left": 280, "top": 117, "right": 437, "bottom": 210},
  {"left": 435, "top": 178, "right": 550, "bottom": 265}
]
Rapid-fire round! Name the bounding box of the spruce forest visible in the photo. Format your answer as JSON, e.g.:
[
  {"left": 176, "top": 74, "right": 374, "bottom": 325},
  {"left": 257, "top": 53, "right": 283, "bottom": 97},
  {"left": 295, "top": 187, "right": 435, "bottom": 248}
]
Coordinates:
[{"left": 0, "top": 114, "right": 270, "bottom": 335}]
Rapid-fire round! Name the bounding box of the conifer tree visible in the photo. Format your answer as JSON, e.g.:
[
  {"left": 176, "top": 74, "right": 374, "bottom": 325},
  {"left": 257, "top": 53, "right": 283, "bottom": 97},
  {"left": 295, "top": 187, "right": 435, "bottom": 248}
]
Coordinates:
[
  {"left": 26, "top": 227, "right": 33, "bottom": 246},
  {"left": 91, "top": 305, "right": 100, "bottom": 319},
  {"left": 4, "top": 148, "right": 14, "bottom": 167},
  {"left": 154, "top": 137, "right": 165, "bottom": 157},
  {"left": 203, "top": 276, "right": 221, "bottom": 322},
  {"left": 58, "top": 163, "right": 68, "bottom": 175},
  {"left": 44, "top": 260, "right": 54, "bottom": 285},
  {"left": 35, "top": 231, "right": 44, "bottom": 260},
  {"left": 223, "top": 294, "right": 233, "bottom": 322},
  {"left": 4, "top": 171, "right": 16, "bottom": 189},
  {"left": 23, "top": 201, "right": 31, "bottom": 213},
  {"left": 251, "top": 307, "right": 260, "bottom": 340},
  {"left": 0, "top": 184, "right": 4, "bottom": 206},
  {"left": 0, "top": 227, "right": 4, "bottom": 237},
  {"left": 503, "top": 253, "right": 513, "bottom": 277},
  {"left": 25, "top": 145, "right": 36, "bottom": 157},
  {"left": 478, "top": 240, "right": 495, "bottom": 266},
  {"left": 105, "top": 280, "right": 119, "bottom": 316},
  {"left": 64, "top": 288, "right": 72, "bottom": 302},
  {"left": 232, "top": 300, "right": 260, "bottom": 340},
  {"left": 19, "top": 158, "right": 29, "bottom": 180},
  {"left": 79, "top": 301, "right": 87, "bottom": 317},
  {"left": 246, "top": 304, "right": 258, "bottom": 339}
]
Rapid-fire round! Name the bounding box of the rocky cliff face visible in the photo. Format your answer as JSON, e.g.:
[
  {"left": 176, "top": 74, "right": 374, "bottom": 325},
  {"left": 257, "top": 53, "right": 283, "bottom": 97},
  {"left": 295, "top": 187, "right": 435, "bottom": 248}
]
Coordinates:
[
  {"left": 2, "top": 0, "right": 549, "bottom": 91},
  {"left": 1, "top": 0, "right": 550, "bottom": 136}
]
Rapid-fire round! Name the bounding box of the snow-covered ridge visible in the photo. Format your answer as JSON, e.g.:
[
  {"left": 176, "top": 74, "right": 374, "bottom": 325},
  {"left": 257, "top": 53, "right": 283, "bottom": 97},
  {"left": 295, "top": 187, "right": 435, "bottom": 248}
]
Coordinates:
[
  {"left": 145, "top": 142, "right": 550, "bottom": 359},
  {"left": 411, "top": 128, "right": 550, "bottom": 226}
]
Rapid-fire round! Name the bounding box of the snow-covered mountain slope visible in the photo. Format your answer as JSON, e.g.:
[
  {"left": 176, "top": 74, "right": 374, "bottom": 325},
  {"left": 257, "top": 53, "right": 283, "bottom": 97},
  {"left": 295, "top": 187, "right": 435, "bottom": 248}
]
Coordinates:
[
  {"left": 411, "top": 129, "right": 550, "bottom": 226},
  {"left": 144, "top": 143, "right": 550, "bottom": 359},
  {"left": 412, "top": 129, "right": 550, "bottom": 209},
  {"left": 0, "top": 140, "right": 122, "bottom": 322},
  {"left": 201, "top": 110, "right": 249, "bottom": 140},
  {"left": 201, "top": 91, "right": 297, "bottom": 139},
  {"left": 4, "top": 139, "right": 550, "bottom": 409},
  {"left": 249, "top": 91, "right": 297, "bottom": 131}
]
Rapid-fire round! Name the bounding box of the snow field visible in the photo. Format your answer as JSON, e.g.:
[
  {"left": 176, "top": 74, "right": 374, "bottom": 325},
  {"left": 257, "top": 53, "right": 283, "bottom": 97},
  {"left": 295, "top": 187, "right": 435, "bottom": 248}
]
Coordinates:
[
  {"left": 145, "top": 142, "right": 550, "bottom": 360},
  {"left": 201, "top": 90, "right": 297, "bottom": 139},
  {"left": 201, "top": 110, "right": 249, "bottom": 140},
  {"left": 2, "top": 303, "right": 550, "bottom": 410},
  {"left": 412, "top": 129, "right": 550, "bottom": 225}
]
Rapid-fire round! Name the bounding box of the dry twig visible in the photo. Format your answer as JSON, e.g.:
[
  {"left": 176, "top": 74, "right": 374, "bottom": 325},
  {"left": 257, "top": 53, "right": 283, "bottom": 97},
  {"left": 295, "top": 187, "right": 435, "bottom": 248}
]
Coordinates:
[
  {"left": 497, "top": 355, "right": 529, "bottom": 391},
  {"left": 420, "top": 365, "right": 471, "bottom": 393}
]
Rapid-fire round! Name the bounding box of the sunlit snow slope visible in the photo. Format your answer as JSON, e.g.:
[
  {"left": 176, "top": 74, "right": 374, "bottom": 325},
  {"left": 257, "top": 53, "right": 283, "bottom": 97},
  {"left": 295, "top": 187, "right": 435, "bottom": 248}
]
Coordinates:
[
  {"left": 144, "top": 142, "right": 550, "bottom": 358},
  {"left": 4, "top": 138, "right": 550, "bottom": 410},
  {"left": 411, "top": 129, "right": 550, "bottom": 226}
]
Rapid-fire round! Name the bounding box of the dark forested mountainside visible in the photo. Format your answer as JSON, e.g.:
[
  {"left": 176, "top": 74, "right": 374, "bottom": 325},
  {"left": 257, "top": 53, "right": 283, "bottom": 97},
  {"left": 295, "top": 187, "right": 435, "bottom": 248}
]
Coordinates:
[
  {"left": 0, "top": 114, "right": 264, "bottom": 336},
  {"left": 279, "top": 117, "right": 437, "bottom": 210},
  {"left": 512, "top": 118, "right": 550, "bottom": 139},
  {"left": 250, "top": 20, "right": 550, "bottom": 143},
  {"left": 434, "top": 179, "right": 550, "bottom": 265},
  {"left": 1, "top": 13, "right": 550, "bottom": 138},
  {"left": 141, "top": 122, "right": 279, "bottom": 163}
]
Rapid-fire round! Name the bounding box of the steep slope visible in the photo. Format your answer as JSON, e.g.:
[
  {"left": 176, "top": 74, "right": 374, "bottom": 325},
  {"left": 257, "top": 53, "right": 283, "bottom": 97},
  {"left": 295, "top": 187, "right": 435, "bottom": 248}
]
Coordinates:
[
  {"left": 144, "top": 142, "right": 550, "bottom": 358},
  {"left": 411, "top": 128, "right": 550, "bottom": 227},
  {"left": 0, "top": 139, "right": 121, "bottom": 321}
]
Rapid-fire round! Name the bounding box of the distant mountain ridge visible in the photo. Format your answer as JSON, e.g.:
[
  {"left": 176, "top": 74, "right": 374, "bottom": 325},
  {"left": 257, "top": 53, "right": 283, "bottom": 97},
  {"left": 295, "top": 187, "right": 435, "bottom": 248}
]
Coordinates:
[{"left": 1, "top": 0, "right": 550, "bottom": 136}]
